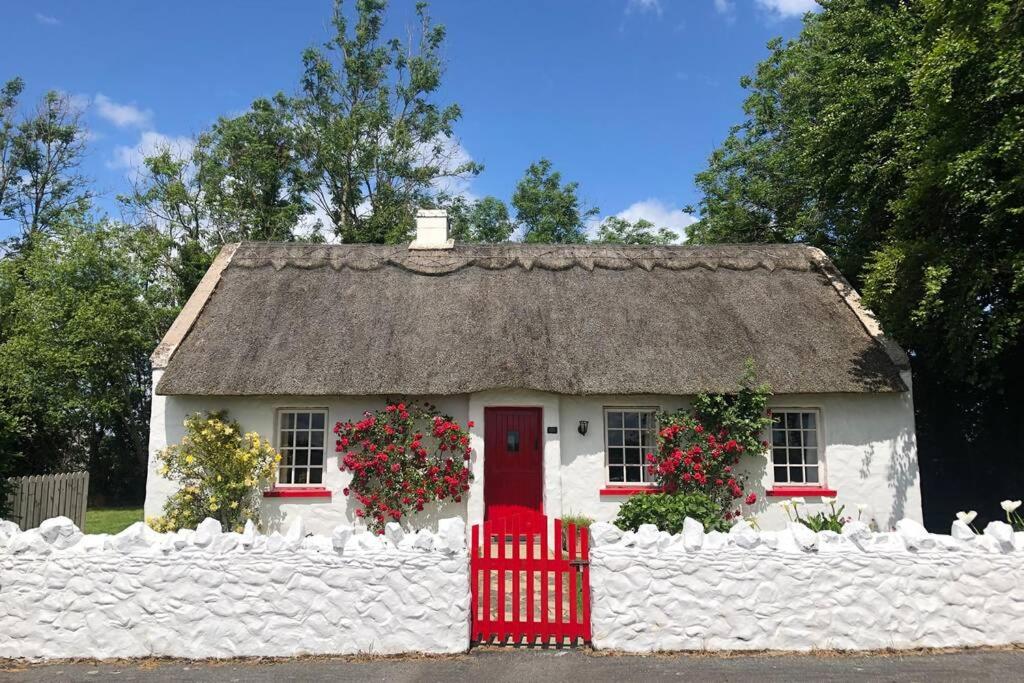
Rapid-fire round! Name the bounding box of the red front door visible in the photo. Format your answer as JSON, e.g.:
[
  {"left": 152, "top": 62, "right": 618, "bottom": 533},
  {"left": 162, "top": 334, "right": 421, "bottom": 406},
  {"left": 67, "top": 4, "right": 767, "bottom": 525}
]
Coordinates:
[{"left": 484, "top": 407, "right": 543, "bottom": 522}]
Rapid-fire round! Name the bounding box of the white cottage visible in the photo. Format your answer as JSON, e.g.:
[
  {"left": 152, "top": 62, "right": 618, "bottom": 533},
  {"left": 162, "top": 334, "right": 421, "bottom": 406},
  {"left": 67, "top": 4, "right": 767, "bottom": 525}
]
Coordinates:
[{"left": 144, "top": 211, "right": 923, "bottom": 535}]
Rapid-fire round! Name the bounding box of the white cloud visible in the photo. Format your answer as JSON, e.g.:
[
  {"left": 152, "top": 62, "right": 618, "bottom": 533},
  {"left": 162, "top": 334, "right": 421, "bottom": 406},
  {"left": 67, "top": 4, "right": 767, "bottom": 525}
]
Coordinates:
[
  {"left": 713, "top": 0, "right": 734, "bottom": 14},
  {"left": 35, "top": 13, "right": 59, "bottom": 25},
  {"left": 110, "top": 131, "right": 194, "bottom": 175},
  {"left": 94, "top": 94, "right": 153, "bottom": 129},
  {"left": 588, "top": 198, "right": 697, "bottom": 243},
  {"left": 755, "top": 0, "right": 819, "bottom": 18},
  {"left": 626, "top": 0, "right": 662, "bottom": 16}
]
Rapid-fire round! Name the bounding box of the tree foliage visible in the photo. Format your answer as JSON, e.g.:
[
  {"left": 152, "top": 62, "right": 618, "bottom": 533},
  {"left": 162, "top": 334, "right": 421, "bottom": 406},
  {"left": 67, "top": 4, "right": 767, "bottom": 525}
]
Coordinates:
[
  {"left": 0, "top": 213, "right": 175, "bottom": 503},
  {"left": 294, "top": 0, "right": 480, "bottom": 243},
  {"left": 689, "top": 0, "right": 1024, "bottom": 527},
  {"left": 447, "top": 195, "right": 515, "bottom": 243},
  {"left": 593, "top": 216, "right": 677, "bottom": 245},
  {"left": 0, "top": 80, "right": 91, "bottom": 248},
  {"left": 512, "top": 158, "right": 597, "bottom": 244}
]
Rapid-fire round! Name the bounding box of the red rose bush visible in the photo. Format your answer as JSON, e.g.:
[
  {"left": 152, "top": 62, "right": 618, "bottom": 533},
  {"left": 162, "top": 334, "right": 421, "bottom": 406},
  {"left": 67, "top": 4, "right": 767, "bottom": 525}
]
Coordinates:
[{"left": 335, "top": 402, "right": 472, "bottom": 533}]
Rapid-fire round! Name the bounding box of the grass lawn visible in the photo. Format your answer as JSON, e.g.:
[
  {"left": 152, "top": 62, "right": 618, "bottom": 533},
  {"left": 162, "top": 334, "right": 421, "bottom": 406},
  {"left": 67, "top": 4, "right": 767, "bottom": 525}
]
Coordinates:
[{"left": 84, "top": 507, "right": 143, "bottom": 535}]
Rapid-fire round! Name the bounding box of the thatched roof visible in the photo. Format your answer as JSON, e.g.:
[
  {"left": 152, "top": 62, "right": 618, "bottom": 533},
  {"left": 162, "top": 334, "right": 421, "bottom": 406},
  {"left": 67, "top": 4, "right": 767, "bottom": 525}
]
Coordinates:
[{"left": 154, "top": 242, "right": 909, "bottom": 396}]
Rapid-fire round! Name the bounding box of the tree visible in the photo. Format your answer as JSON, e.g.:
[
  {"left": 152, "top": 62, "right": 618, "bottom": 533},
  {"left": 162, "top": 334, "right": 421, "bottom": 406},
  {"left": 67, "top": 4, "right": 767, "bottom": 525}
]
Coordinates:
[
  {"left": 0, "top": 212, "right": 174, "bottom": 503},
  {"left": 196, "top": 94, "right": 315, "bottom": 242},
  {"left": 122, "top": 96, "right": 316, "bottom": 304},
  {"left": 512, "top": 158, "right": 597, "bottom": 244},
  {"left": 688, "top": 0, "right": 1024, "bottom": 529},
  {"left": 293, "top": 0, "right": 480, "bottom": 243},
  {"left": 0, "top": 82, "right": 91, "bottom": 248},
  {"left": 447, "top": 195, "right": 514, "bottom": 242},
  {"left": 594, "top": 216, "right": 677, "bottom": 245}
]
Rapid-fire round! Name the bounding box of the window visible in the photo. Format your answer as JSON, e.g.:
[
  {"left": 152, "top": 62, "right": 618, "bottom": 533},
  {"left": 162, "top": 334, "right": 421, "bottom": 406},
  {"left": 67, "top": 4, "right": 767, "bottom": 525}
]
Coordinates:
[
  {"left": 277, "top": 409, "right": 327, "bottom": 486},
  {"left": 770, "top": 409, "right": 822, "bottom": 486},
  {"left": 605, "top": 408, "right": 657, "bottom": 484}
]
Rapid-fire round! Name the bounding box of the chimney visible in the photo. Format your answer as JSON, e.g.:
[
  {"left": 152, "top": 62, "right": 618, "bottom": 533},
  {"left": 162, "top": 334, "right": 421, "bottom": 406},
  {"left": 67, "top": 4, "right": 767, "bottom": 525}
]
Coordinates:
[{"left": 409, "top": 209, "right": 453, "bottom": 250}]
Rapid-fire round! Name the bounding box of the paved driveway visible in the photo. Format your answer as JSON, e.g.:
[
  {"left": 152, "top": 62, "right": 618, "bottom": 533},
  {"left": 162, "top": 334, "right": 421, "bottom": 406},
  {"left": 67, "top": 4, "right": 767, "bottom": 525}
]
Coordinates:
[{"left": 2, "top": 648, "right": 1023, "bottom": 682}]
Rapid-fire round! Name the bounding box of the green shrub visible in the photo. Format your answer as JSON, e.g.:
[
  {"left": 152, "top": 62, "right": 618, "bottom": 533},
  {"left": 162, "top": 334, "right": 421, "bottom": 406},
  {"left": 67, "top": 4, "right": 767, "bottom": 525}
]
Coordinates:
[{"left": 613, "top": 491, "right": 729, "bottom": 534}]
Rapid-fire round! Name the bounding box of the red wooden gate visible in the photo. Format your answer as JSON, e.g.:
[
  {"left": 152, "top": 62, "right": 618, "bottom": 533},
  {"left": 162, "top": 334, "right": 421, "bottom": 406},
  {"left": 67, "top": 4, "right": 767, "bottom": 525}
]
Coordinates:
[{"left": 470, "top": 515, "right": 591, "bottom": 645}]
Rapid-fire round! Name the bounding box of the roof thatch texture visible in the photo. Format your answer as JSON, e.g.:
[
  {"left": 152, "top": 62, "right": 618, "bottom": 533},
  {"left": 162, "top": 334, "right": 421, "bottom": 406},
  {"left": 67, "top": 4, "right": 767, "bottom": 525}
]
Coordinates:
[{"left": 155, "top": 243, "right": 908, "bottom": 396}]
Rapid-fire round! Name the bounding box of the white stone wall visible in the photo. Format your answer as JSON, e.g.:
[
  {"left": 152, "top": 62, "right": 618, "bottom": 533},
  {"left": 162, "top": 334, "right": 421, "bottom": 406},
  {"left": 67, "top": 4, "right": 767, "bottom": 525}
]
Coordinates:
[
  {"left": 0, "top": 516, "right": 469, "bottom": 659},
  {"left": 588, "top": 518, "right": 1024, "bottom": 652}
]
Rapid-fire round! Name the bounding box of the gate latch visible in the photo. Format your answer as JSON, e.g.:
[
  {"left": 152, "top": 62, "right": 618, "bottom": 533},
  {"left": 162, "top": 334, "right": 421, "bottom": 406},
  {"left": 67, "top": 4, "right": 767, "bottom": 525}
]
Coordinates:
[{"left": 569, "top": 559, "right": 590, "bottom": 568}]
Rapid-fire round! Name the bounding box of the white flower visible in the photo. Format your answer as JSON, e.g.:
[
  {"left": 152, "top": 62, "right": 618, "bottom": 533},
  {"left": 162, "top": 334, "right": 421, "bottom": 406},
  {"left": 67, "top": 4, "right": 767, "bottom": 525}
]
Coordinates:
[
  {"left": 1000, "top": 500, "right": 1022, "bottom": 513},
  {"left": 822, "top": 496, "right": 837, "bottom": 505},
  {"left": 856, "top": 503, "right": 868, "bottom": 512},
  {"left": 956, "top": 510, "right": 978, "bottom": 524},
  {"left": 791, "top": 497, "right": 806, "bottom": 505},
  {"left": 778, "top": 500, "right": 792, "bottom": 510}
]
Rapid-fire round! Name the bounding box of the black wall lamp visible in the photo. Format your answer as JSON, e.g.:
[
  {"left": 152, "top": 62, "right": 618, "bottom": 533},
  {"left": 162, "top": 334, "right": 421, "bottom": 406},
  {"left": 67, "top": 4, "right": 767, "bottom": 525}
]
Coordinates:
[{"left": 578, "top": 420, "right": 589, "bottom": 436}]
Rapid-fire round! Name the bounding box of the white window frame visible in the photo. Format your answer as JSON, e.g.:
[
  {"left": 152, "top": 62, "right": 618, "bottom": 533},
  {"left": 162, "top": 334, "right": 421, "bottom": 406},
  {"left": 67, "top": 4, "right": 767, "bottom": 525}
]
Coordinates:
[
  {"left": 275, "top": 408, "right": 329, "bottom": 487},
  {"left": 603, "top": 407, "right": 659, "bottom": 486},
  {"left": 768, "top": 407, "right": 825, "bottom": 487}
]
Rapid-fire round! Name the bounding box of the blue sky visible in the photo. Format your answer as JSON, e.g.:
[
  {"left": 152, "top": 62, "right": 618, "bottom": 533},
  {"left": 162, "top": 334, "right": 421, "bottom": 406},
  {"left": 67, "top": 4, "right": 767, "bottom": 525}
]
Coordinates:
[{"left": 1, "top": 0, "right": 814, "bottom": 241}]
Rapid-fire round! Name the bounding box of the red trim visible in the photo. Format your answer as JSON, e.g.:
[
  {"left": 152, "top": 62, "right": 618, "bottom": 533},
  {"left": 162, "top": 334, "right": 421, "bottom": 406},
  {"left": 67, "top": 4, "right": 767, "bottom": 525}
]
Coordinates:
[
  {"left": 766, "top": 487, "right": 837, "bottom": 498},
  {"left": 599, "top": 486, "right": 664, "bottom": 496},
  {"left": 263, "top": 487, "right": 332, "bottom": 499}
]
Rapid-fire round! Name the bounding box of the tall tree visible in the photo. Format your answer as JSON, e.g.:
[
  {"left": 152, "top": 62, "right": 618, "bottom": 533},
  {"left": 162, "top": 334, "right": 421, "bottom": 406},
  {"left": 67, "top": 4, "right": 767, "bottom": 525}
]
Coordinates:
[
  {"left": 196, "top": 94, "right": 315, "bottom": 242},
  {"left": 594, "top": 216, "right": 677, "bottom": 245},
  {"left": 512, "top": 158, "right": 597, "bottom": 244},
  {"left": 294, "top": 0, "right": 480, "bottom": 243},
  {"left": 447, "top": 195, "right": 514, "bottom": 243},
  {"left": 122, "top": 95, "right": 316, "bottom": 304},
  {"left": 689, "top": 0, "right": 1024, "bottom": 528},
  {"left": 0, "top": 83, "right": 91, "bottom": 248},
  {"left": 0, "top": 212, "right": 174, "bottom": 503}
]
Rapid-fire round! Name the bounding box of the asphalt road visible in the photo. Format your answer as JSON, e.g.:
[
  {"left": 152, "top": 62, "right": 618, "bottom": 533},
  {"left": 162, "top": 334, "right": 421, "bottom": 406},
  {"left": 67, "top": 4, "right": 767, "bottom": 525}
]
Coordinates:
[{"left": 3, "top": 648, "right": 1023, "bottom": 682}]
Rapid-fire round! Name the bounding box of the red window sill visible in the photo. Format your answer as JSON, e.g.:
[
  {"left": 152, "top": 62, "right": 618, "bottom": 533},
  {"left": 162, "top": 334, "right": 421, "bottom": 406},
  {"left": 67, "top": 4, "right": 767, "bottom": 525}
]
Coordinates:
[
  {"left": 263, "top": 487, "right": 332, "bottom": 499},
  {"left": 766, "top": 487, "right": 837, "bottom": 498},
  {"left": 599, "top": 486, "right": 664, "bottom": 496}
]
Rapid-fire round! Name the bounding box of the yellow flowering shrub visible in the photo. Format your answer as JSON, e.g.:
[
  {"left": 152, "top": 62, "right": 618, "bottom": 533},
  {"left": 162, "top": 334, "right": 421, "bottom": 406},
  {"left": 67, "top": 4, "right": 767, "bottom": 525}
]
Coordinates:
[{"left": 147, "top": 412, "right": 280, "bottom": 532}]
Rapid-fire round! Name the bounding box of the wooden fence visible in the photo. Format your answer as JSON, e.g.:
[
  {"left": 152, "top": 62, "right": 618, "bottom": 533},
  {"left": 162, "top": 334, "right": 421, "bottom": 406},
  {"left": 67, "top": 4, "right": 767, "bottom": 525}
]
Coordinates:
[{"left": 3, "top": 471, "right": 89, "bottom": 530}]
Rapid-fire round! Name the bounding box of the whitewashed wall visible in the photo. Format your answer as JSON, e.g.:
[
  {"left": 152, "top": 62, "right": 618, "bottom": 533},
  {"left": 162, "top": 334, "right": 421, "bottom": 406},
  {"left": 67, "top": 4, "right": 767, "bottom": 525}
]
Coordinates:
[
  {"left": 148, "top": 381, "right": 920, "bottom": 534},
  {"left": 557, "top": 392, "right": 921, "bottom": 531},
  {"left": 0, "top": 516, "right": 469, "bottom": 659},
  {"left": 145, "top": 376, "right": 469, "bottom": 536},
  {"left": 589, "top": 518, "right": 1024, "bottom": 652}
]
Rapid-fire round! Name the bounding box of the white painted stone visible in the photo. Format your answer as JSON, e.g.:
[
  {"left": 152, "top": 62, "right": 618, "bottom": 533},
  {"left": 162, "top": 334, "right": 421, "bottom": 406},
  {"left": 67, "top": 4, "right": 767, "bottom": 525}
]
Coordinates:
[
  {"left": 703, "top": 531, "right": 729, "bottom": 551},
  {"left": 951, "top": 519, "right": 976, "bottom": 541},
  {"left": 38, "top": 516, "right": 82, "bottom": 550},
  {"left": 896, "top": 518, "right": 932, "bottom": 550},
  {"left": 384, "top": 523, "right": 405, "bottom": 546},
  {"left": 1015, "top": 532, "right": 1024, "bottom": 551},
  {"left": 357, "top": 532, "right": 384, "bottom": 552},
  {"left": 8, "top": 529, "right": 50, "bottom": 555},
  {"left": 413, "top": 528, "right": 435, "bottom": 551},
  {"left": 284, "top": 517, "right": 305, "bottom": 547},
  {"left": 729, "top": 520, "right": 759, "bottom": 549},
  {"left": 589, "top": 522, "right": 622, "bottom": 548},
  {"left": 194, "top": 518, "right": 222, "bottom": 547},
  {"left": 241, "top": 520, "right": 257, "bottom": 548},
  {"left": 634, "top": 524, "right": 661, "bottom": 550},
  {"left": 787, "top": 522, "right": 817, "bottom": 551},
  {"left": 437, "top": 517, "right": 465, "bottom": 554},
  {"left": 332, "top": 524, "right": 353, "bottom": 551},
  {"left": 841, "top": 520, "right": 871, "bottom": 545},
  {"left": 682, "top": 517, "right": 704, "bottom": 551},
  {"left": 112, "top": 522, "right": 160, "bottom": 553},
  {"left": 984, "top": 520, "right": 1014, "bottom": 548}
]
